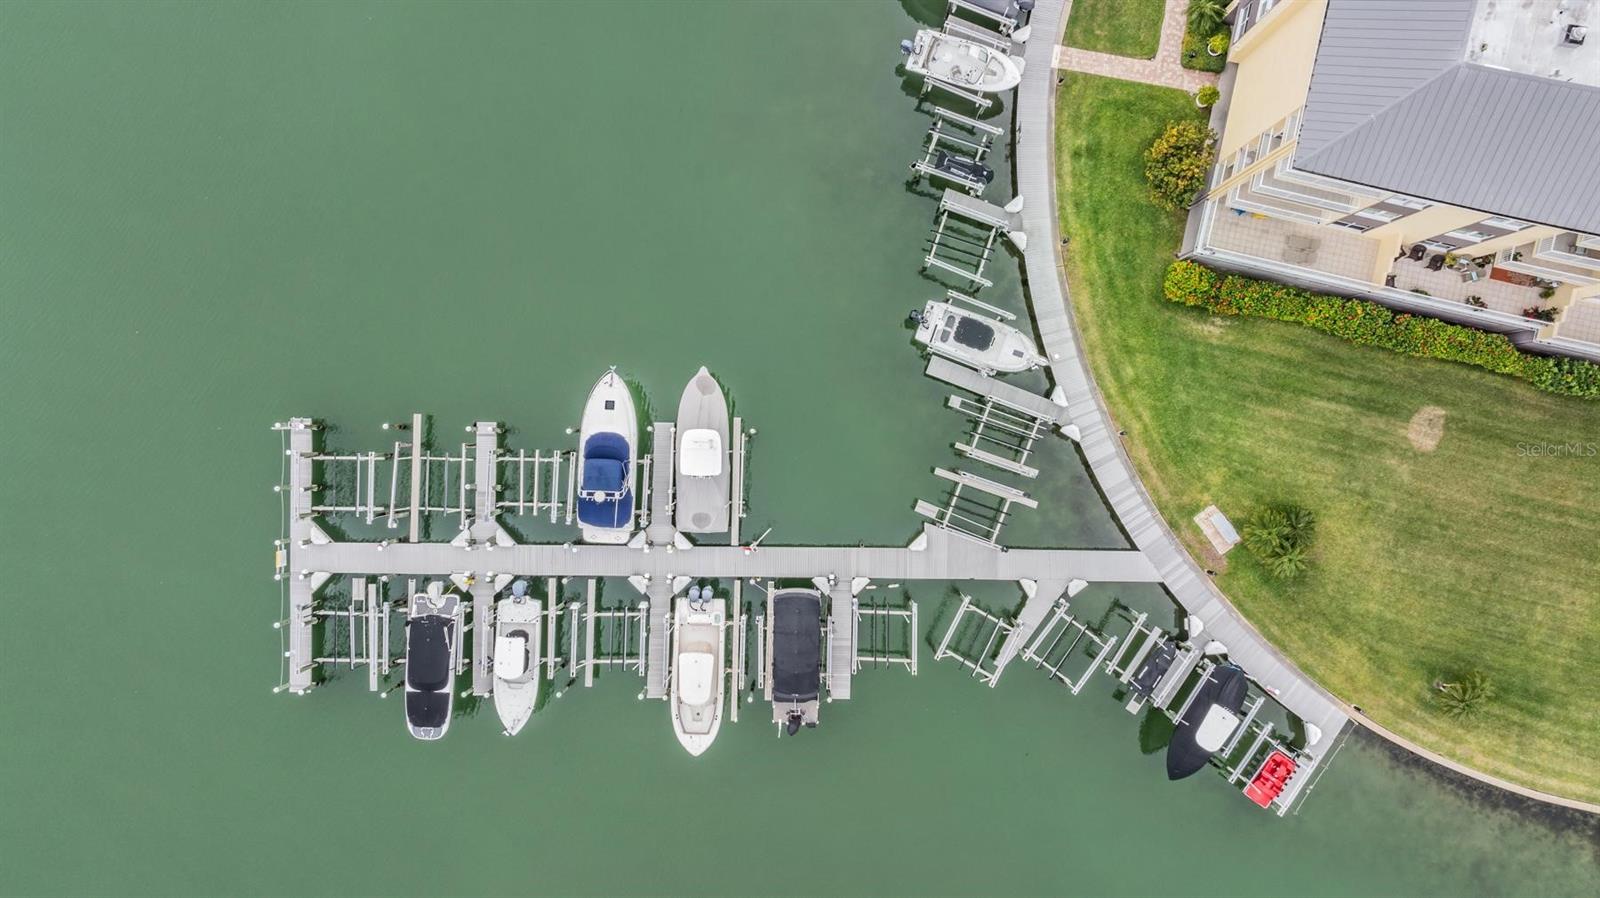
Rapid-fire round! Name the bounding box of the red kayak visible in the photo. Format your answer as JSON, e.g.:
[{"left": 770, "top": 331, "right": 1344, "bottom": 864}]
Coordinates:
[{"left": 1244, "top": 750, "right": 1297, "bottom": 808}]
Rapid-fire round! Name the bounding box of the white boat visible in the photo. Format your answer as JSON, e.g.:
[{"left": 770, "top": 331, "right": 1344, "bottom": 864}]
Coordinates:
[
  {"left": 902, "top": 29, "right": 1023, "bottom": 94},
  {"left": 912, "top": 299, "right": 1045, "bottom": 374},
  {"left": 670, "top": 592, "right": 726, "bottom": 756},
  {"left": 673, "top": 366, "right": 731, "bottom": 534},
  {"left": 492, "top": 581, "right": 542, "bottom": 736},
  {"left": 404, "top": 589, "right": 458, "bottom": 741},
  {"left": 576, "top": 368, "right": 638, "bottom": 544}
]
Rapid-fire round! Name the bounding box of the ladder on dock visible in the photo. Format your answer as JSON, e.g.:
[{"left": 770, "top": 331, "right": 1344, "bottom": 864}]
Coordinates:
[
  {"left": 914, "top": 467, "right": 1036, "bottom": 547},
  {"left": 910, "top": 107, "right": 1004, "bottom": 195},
  {"left": 923, "top": 190, "right": 1026, "bottom": 289}
]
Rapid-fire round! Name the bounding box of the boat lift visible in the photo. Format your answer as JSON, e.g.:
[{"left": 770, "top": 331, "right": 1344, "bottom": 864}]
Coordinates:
[
  {"left": 751, "top": 578, "right": 915, "bottom": 705},
  {"left": 947, "top": 0, "right": 1033, "bottom": 39},
  {"left": 913, "top": 14, "right": 1025, "bottom": 111},
  {"left": 923, "top": 189, "right": 1026, "bottom": 289},
  {"left": 644, "top": 577, "right": 748, "bottom": 723},
  {"left": 566, "top": 578, "right": 648, "bottom": 689},
  {"left": 914, "top": 466, "right": 1037, "bottom": 547},
  {"left": 910, "top": 107, "right": 1005, "bottom": 196},
  {"left": 1018, "top": 594, "right": 1120, "bottom": 695}
]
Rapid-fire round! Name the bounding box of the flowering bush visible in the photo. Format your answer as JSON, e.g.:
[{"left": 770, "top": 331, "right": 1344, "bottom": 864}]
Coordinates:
[
  {"left": 1144, "top": 121, "right": 1217, "bottom": 212},
  {"left": 1162, "top": 261, "right": 1600, "bottom": 398}
]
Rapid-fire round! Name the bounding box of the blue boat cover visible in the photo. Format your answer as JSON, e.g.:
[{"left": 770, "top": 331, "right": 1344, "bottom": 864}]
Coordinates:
[
  {"left": 579, "top": 432, "right": 633, "bottom": 528},
  {"left": 577, "top": 492, "right": 634, "bottom": 528}
]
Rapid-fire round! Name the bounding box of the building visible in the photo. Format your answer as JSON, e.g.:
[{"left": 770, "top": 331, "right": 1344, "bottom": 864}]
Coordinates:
[{"left": 1182, "top": 0, "right": 1600, "bottom": 361}]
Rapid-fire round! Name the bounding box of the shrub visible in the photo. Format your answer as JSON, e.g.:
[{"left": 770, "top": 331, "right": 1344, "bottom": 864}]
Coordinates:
[
  {"left": 1161, "top": 261, "right": 1600, "bottom": 399},
  {"left": 1243, "top": 504, "right": 1316, "bottom": 579},
  {"left": 1433, "top": 671, "right": 1494, "bottom": 721},
  {"left": 1188, "top": 0, "right": 1227, "bottom": 33},
  {"left": 1195, "top": 85, "right": 1220, "bottom": 107},
  {"left": 1144, "top": 121, "right": 1217, "bottom": 212},
  {"left": 1207, "top": 33, "right": 1229, "bottom": 56}
]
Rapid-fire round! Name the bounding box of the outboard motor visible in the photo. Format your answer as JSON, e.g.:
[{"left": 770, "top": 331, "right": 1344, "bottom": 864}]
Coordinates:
[
  {"left": 899, "top": 39, "right": 915, "bottom": 55},
  {"left": 907, "top": 308, "right": 925, "bottom": 326},
  {"left": 785, "top": 710, "right": 803, "bottom": 736},
  {"left": 511, "top": 579, "right": 528, "bottom": 598}
]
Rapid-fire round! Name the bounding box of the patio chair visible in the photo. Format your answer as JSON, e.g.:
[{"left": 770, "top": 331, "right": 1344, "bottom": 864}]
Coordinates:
[
  {"left": 1408, "top": 244, "right": 1427, "bottom": 261},
  {"left": 1427, "top": 253, "right": 1446, "bottom": 271}
]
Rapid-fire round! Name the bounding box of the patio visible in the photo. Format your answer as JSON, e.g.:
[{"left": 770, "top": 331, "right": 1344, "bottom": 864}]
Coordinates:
[
  {"left": 1555, "top": 297, "right": 1600, "bottom": 346},
  {"left": 1205, "top": 210, "right": 1379, "bottom": 283},
  {"left": 1386, "top": 256, "right": 1549, "bottom": 318}
]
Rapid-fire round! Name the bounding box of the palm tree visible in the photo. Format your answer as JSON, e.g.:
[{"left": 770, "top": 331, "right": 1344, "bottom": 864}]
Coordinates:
[
  {"left": 1434, "top": 671, "right": 1494, "bottom": 720},
  {"left": 1188, "top": 0, "right": 1228, "bottom": 35}
]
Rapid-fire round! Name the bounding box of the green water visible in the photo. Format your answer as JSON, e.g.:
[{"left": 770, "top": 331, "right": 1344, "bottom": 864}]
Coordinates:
[{"left": 1, "top": 2, "right": 1595, "bottom": 896}]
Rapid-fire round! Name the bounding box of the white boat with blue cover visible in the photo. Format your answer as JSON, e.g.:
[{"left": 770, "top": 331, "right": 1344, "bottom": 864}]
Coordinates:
[{"left": 576, "top": 368, "right": 638, "bottom": 544}]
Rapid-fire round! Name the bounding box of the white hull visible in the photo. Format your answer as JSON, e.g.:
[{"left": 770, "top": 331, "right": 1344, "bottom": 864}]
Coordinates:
[
  {"left": 905, "top": 29, "right": 1023, "bottom": 94},
  {"left": 577, "top": 368, "right": 638, "bottom": 544},
  {"left": 670, "top": 597, "right": 725, "bottom": 757},
  {"left": 673, "top": 366, "right": 732, "bottom": 534},
  {"left": 914, "top": 300, "right": 1044, "bottom": 374},
  {"left": 492, "top": 596, "right": 542, "bottom": 736}
]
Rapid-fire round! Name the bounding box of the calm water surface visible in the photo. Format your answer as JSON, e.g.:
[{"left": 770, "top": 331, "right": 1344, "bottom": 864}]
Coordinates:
[{"left": 1, "top": 2, "right": 1595, "bottom": 896}]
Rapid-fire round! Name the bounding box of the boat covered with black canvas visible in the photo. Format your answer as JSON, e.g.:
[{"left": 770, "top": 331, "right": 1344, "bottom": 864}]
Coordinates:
[
  {"left": 1166, "top": 663, "right": 1247, "bottom": 780},
  {"left": 404, "top": 588, "right": 459, "bottom": 741},
  {"left": 767, "top": 588, "right": 823, "bottom": 735}
]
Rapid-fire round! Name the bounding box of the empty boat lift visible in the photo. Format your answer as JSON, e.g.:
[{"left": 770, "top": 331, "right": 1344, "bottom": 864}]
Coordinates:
[{"left": 923, "top": 189, "right": 1027, "bottom": 289}]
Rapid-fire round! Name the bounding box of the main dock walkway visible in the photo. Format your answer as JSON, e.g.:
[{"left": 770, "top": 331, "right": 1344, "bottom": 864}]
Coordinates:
[{"left": 1014, "top": 0, "right": 1349, "bottom": 788}]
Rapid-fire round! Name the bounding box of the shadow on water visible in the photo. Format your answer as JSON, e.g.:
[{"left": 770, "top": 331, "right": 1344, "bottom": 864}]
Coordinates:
[
  {"left": 1138, "top": 706, "right": 1175, "bottom": 755},
  {"left": 898, "top": 0, "right": 947, "bottom": 27}
]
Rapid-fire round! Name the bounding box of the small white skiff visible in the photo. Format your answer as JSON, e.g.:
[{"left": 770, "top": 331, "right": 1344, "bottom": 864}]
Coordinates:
[
  {"left": 492, "top": 583, "right": 542, "bottom": 736},
  {"left": 903, "top": 29, "right": 1023, "bottom": 94},
  {"left": 913, "top": 299, "right": 1045, "bottom": 374},
  {"left": 670, "top": 592, "right": 725, "bottom": 757}
]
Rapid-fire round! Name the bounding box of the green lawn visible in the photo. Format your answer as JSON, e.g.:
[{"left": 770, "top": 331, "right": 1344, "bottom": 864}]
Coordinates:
[
  {"left": 1055, "top": 73, "right": 1600, "bottom": 803},
  {"left": 1062, "top": 0, "right": 1164, "bottom": 58}
]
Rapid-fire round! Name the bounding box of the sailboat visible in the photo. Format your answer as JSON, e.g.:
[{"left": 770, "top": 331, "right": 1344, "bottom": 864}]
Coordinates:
[{"left": 576, "top": 368, "right": 638, "bottom": 544}]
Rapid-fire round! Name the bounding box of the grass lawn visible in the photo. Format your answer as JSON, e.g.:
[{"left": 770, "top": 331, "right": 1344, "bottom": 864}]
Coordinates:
[
  {"left": 1055, "top": 73, "right": 1600, "bottom": 803},
  {"left": 1063, "top": 0, "right": 1164, "bottom": 58}
]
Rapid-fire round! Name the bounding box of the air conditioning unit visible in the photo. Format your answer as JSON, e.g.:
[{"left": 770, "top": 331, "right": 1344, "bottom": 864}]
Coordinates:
[{"left": 1564, "top": 24, "right": 1587, "bottom": 46}]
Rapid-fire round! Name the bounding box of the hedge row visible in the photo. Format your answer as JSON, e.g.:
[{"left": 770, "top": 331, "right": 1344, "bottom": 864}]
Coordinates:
[{"left": 1162, "top": 261, "right": 1600, "bottom": 399}]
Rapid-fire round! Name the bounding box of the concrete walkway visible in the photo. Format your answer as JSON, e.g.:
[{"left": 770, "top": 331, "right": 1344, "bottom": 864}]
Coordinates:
[{"left": 1053, "top": 0, "right": 1220, "bottom": 92}]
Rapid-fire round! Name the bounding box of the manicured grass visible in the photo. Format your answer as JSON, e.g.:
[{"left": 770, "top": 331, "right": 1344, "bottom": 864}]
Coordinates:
[
  {"left": 1055, "top": 73, "right": 1600, "bottom": 803},
  {"left": 1179, "top": 25, "right": 1227, "bottom": 72},
  {"left": 1063, "top": 0, "right": 1163, "bottom": 59}
]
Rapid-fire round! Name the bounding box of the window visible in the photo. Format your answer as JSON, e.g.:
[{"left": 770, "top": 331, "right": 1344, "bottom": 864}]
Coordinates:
[
  {"left": 1355, "top": 207, "right": 1400, "bottom": 223},
  {"left": 1444, "top": 229, "right": 1492, "bottom": 244},
  {"left": 1386, "top": 195, "right": 1430, "bottom": 211},
  {"left": 1480, "top": 216, "right": 1530, "bottom": 231}
]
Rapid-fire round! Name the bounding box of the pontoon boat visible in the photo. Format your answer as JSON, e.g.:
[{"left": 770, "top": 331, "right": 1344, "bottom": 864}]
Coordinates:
[{"left": 767, "top": 589, "right": 823, "bottom": 735}]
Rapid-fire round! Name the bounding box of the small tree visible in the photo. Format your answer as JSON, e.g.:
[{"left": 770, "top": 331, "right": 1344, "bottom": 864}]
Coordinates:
[
  {"left": 1243, "top": 504, "right": 1316, "bottom": 579},
  {"left": 1434, "top": 671, "right": 1494, "bottom": 720},
  {"left": 1144, "top": 120, "right": 1217, "bottom": 212},
  {"left": 1188, "top": 0, "right": 1227, "bottom": 33}
]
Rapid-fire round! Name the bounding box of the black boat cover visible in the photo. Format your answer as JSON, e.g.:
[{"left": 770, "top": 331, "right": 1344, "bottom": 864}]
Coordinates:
[
  {"left": 953, "top": 316, "right": 996, "bottom": 351},
  {"left": 771, "top": 592, "right": 822, "bottom": 703},
  {"left": 406, "top": 618, "right": 452, "bottom": 692},
  {"left": 1165, "top": 664, "right": 1248, "bottom": 780},
  {"left": 405, "top": 691, "right": 450, "bottom": 728},
  {"left": 1129, "top": 641, "right": 1177, "bottom": 697}
]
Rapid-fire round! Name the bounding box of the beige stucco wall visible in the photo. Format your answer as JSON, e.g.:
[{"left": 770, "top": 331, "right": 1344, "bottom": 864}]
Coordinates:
[{"left": 1220, "top": 0, "right": 1327, "bottom": 157}]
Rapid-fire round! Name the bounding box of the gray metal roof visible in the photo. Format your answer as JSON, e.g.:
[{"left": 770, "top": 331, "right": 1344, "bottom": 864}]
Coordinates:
[
  {"left": 1297, "top": 0, "right": 1477, "bottom": 158},
  {"left": 1294, "top": 0, "right": 1600, "bottom": 234}
]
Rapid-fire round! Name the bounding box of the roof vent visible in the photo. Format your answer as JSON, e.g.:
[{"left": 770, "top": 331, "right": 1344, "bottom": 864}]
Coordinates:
[{"left": 1565, "top": 24, "right": 1587, "bottom": 45}]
